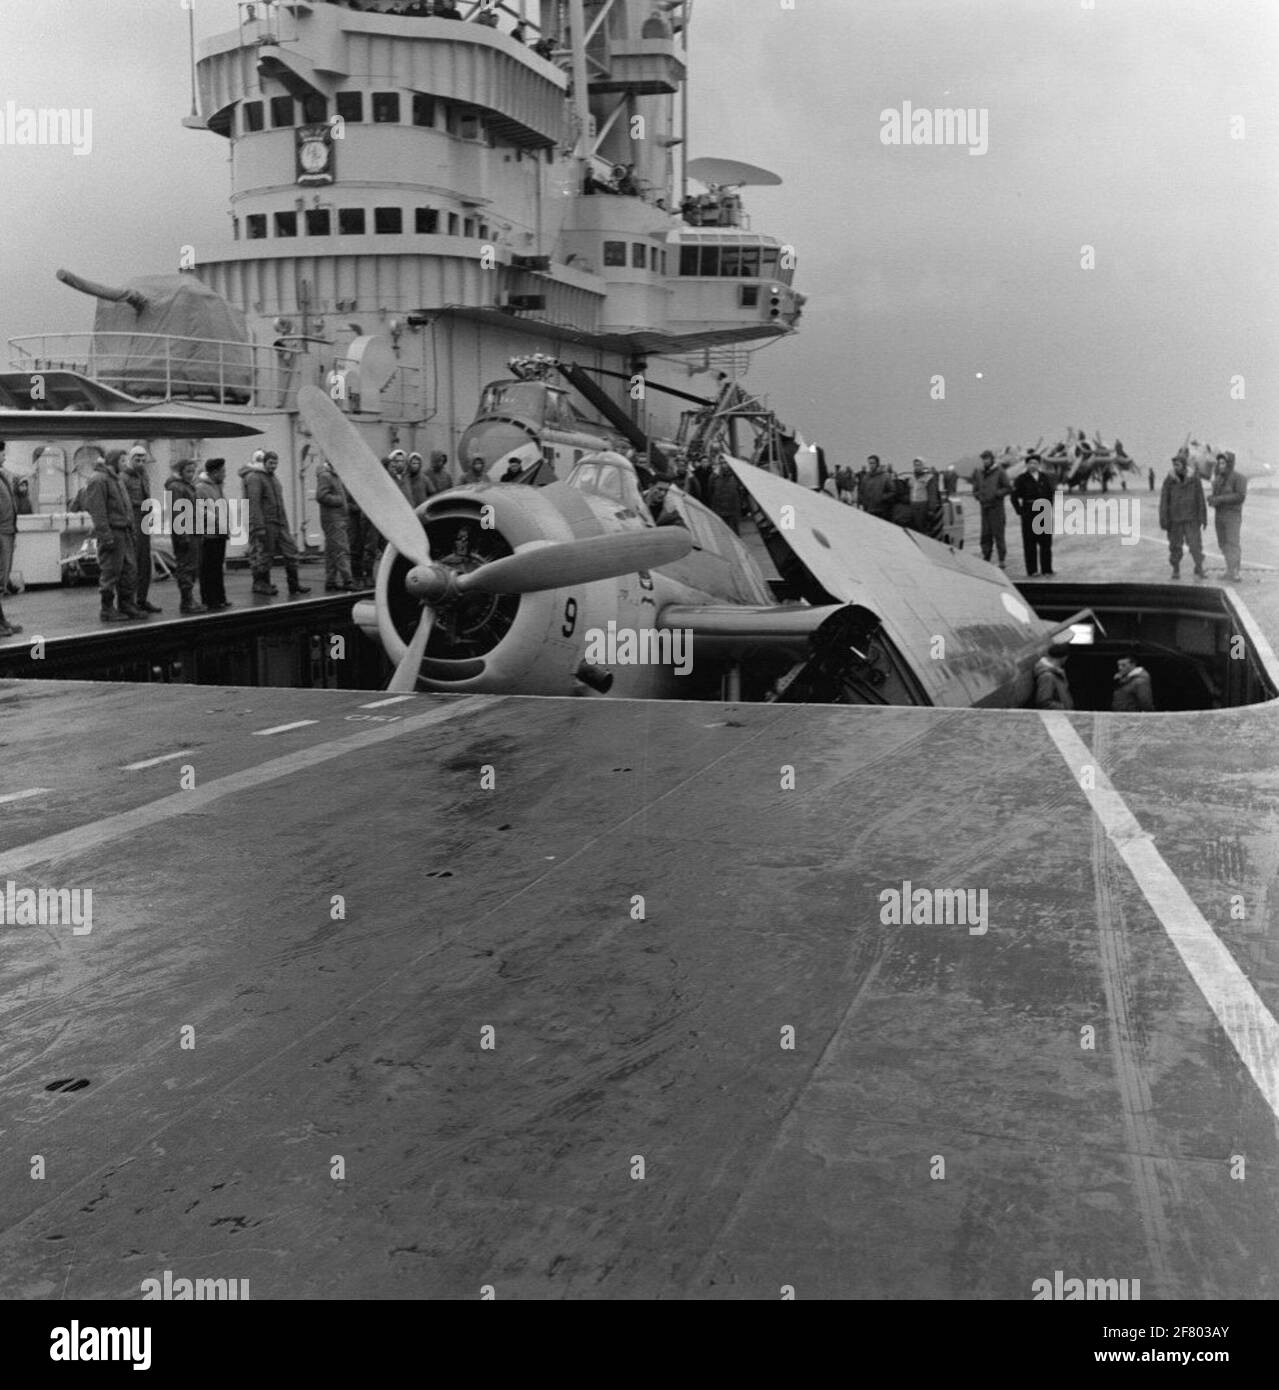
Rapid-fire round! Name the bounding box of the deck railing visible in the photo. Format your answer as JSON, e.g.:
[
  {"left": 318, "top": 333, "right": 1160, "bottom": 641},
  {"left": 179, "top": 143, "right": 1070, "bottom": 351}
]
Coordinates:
[{"left": 8, "top": 333, "right": 425, "bottom": 421}]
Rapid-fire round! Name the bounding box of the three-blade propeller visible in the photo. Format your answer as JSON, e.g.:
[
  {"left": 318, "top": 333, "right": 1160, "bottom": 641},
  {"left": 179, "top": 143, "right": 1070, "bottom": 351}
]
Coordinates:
[{"left": 297, "top": 386, "right": 692, "bottom": 693}]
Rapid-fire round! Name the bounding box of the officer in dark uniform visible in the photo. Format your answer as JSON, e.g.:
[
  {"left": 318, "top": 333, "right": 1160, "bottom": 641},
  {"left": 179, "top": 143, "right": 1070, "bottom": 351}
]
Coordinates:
[{"left": 1011, "top": 451, "right": 1056, "bottom": 576}]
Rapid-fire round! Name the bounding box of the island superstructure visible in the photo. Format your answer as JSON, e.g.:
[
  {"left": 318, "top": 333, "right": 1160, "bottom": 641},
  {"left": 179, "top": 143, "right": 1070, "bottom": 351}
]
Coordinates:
[{"left": 8, "top": 0, "right": 805, "bottom": 545}]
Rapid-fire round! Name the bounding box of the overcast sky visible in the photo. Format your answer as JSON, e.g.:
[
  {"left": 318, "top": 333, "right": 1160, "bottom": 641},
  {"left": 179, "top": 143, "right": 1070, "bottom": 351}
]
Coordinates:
[{"left": 0, "top": 0, "right": 1275, "bottom": 472}]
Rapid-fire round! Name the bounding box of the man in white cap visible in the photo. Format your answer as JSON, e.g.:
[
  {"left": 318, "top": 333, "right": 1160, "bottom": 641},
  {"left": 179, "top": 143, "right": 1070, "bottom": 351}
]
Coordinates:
[
  {"left": 906, "top": 456, "right": 941, "bottom": 535},
  {"left": 122, "top": 444, "right": 162, "bottom": 613}
]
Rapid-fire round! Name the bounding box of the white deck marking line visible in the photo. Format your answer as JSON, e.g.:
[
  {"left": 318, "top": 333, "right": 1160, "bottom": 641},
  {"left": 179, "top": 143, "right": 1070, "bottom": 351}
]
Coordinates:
[
  {"left": 0, "top": 697, "right": 499, "bottom": 873},
  {"left": 0, "top": 788, "right": 50, "bottom": 805},
  {"left": 1041, "top": 712, "right": 1279, "bottom": 1122},
  {"left": 360, "top": 695, "right": 415, "bottom": 709},
  {"left": 252, "top": 720, "right": 319, "bottom": 736},
  {"left": 122, "top": 750, "right": 193, "bottom": 771},
  {"left": 1222, "top": 588, "right": 1279, "bottom": 688},
  {"left": 1132, "top": 530, "right": 1278, "bottom": 572}
]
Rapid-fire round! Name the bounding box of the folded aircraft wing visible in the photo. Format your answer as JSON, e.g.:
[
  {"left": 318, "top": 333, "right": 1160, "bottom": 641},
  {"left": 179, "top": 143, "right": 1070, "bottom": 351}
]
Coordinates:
[{"left": 726, "top": 460, "right": 1054, "bottom": 707}]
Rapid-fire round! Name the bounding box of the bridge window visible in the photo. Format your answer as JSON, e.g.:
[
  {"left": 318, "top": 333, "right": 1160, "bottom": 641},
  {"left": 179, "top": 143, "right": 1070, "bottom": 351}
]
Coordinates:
[
  {"left": 375, "top": 207, "right": 403, "bottom": 234},
  {"left": 274, "top": 211, "right": 298, "bottom": 237},
  {"left": 243, "top": 100, "right": 264, "bottom": 133},
  {"left": 739, "top": 247, "right": 760, "bottom": 278},
  {"left": 464, "top": 217, "right": 475, "bottom": 237},
  {"left": 603, "top": 240, "right": 626, "bottom": 267},
  {"left": 246, "top": 214, "right": 267, "bottom": 240},
  {"left": 338, "top": 208, "right": 366, "bottom": 235},
  {"left": 479, "top": 222, "right": 489, "bottom": 240},
  {"left": 679, "top": 245, "right": 698, "bottom": 276},
  {"left": 447, "top": 212, "right": 460, "bottom": 235},
  {"left": 761, "top": 247, "right": 779, "bottom": 277},
  {"left": 659, "top": 250, "right": 667, "bottom": 275},
  {"left": 301, "top": 94, "right": 328, "bottom": 123},
  {"left": 270, "top": 96, "right": 295, "bottom": 128},
  {"left": 412, "top": 94, "right": 435, "bottom": 126},
  {"left": 305, "top": 209, "right": 331, "bottom": 236},
  {"left": 336, "top": 91, "right": 364, "bottom": 123},
  {"left": 719, "top": 246, "right": 741, "bottom": 277},
  {"left": 699, "top": 245, "right": 720, "bottom": 276},
  {"left": 372, "top": 92, "right": 401, "bottom": 123},
  {"left": 415, "top": 207, "right": 439, "bottom": 233},
  {"left": 740, "top": 285, "right": 759, "bottom": 307},
  {"left": 632, "top": 243, "right": 647, "bottom": 269}
]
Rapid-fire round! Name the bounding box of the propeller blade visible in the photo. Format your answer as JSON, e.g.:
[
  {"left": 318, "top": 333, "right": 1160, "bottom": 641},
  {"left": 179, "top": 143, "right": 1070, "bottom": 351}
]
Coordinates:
[
  {"left": 388, "top": 607, "right": 434, "bottom": 693},
  {"left": 457, "top": 528, "right": 693, "bottom": 597},
  {"left": 297, "top": 385, "right": 431, "bottom": 568}
]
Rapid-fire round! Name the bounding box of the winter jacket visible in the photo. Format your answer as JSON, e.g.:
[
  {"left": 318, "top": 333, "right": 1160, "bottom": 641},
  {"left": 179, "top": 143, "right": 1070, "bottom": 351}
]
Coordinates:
[
  {"left": 1159, "top": 471, "right": 1206, "bottom": 529},
  {"left": 83, "top": 462, "right": 133, "bottom": 537},
  {"left": 973, "top": 463, "right": 1012, "bottom": 509},
  {"left": 195, "top": 472, "right": 229, "bottom": 537},
  {"left": 1112, "top": 666, "right": 1154, "bottom": 713},
  {"left": 1209, "top": 470, "right": 1247, "bottom": 512},
  {"left": 859, "top": 467, "right": 894, "bottom": 517},
  {"left": 121, "top": 462, "right": 151, "bottom": 514},
  {"left": 0, "top": 468, "right": 18, "bottom": 536},
  {"left": 707, "top": 469, "right": 741, "bottom": 520},
  {"left": 1032, "top": 656, "right": 1073, "bottom": 710},
  {"left": 242, "top": 465, "right": 288, "bottom": 532}
]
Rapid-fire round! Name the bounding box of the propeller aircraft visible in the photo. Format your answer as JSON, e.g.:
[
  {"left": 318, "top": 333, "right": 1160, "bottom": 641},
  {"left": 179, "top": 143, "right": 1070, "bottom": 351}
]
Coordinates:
[{"left": 299, "top": 387, "right": 1086, "bottom": 708}]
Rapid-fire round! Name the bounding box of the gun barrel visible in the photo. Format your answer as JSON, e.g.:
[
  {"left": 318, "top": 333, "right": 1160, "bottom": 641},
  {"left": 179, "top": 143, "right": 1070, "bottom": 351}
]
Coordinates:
[{"left": 56, "top": 268, "right": 148, "bottom": 313}]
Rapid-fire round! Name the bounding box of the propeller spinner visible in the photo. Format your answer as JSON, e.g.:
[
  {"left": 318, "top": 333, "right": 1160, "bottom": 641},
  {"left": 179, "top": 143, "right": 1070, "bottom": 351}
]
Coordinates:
[{"left": 296, "top": 387, "right": 693, "bottom": 693}]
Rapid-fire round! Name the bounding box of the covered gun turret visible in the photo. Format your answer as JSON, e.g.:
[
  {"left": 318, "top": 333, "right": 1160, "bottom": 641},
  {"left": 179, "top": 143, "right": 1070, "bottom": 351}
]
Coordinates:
[{"left": 57, "top": 268, "right": 255, "bottom": 402}]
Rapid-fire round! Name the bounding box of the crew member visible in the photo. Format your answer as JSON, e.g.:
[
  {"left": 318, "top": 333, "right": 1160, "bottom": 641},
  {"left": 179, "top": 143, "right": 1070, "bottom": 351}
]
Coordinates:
[
  {"left": 1158, "top": 452, "right": 1206, "bottom": 580},
  {"left": 906, "top": 457, "right": 941, "bottom": 535},
  {"left": 123, "top": 445, "right": 162, "bottom": 613},
  {"left": 835, "top": 463, "right": 855, "bottom": 505},
  {"left": 424, "top": 451, "right": 452, "bottom": 496},
  {"left": 0, "top": 441, "right": 22, "bottom": 637},
  {"left": 859, "top": 454, "right": 893, "bottom": 520},
  {"left": 707, "top": 457, "right": 742, "bottom": 534},
  {"left": 1011, "top": 452, "right": 1056, "bottom": 576},
  {"left": 245, "top": 450, "right": 311, "bottom": 597},
  {"left": 466, "top": 456, "right": 488, "bottom": 484},
  {"left": 165, "top": 458, "right": 206, "bottom": 614},
  {"left": 84, "top": 448, "right": 145, "bottom": 622},
  {"left": 196, "top": 458, "right": 232, "bottom": 610},
  {"left": 1111, "top": 651, "right": 1154, "bottom": 712},
  {"left": 1208, "top": 450, "right": 1246, "bottom": 582},
  {"left": 14, "top": 477, "right": 32, "bottom": 516},
  {"left": 347, "top": 490, "right": 371, "bottom": 586},
  {"left": 1147, "top": 466, "right": 1156, "bottom": 492},
  {"left": 973, "top": 450, "right": 1012, "bottom": 567},
  {"left": 645, "top": 478, "right": 686, "bottom": 528},
  {"left": 943, "top": 466, "right": 959, "bottom": 497},
  {"left": 1032, "top": 641, "right": 1074, "bottom": 710},
  {"left": 316, "top": 454, "right": 355, "bottom": 592},
  {"left": 405, "top": 452, "right": 430, "bottom": 506}
]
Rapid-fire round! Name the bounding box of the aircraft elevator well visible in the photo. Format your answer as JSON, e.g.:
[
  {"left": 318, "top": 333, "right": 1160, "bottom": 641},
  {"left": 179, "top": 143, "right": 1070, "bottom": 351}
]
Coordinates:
[{"left": 1017, "top": 581, "right": 1278, "bottom": 712}]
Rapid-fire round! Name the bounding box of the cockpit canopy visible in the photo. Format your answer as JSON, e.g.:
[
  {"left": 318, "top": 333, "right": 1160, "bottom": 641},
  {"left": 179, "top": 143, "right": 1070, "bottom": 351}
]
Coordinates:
[
  {"left": 477, "top": 380, "right": 579, "bottom": 432},
  {"left": 566, "top": 451, "right": 649, "bottom": 515}
]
